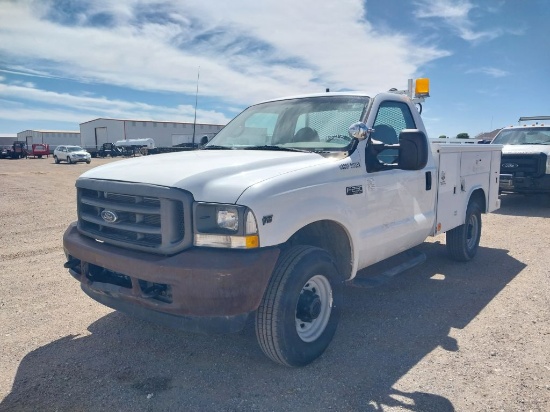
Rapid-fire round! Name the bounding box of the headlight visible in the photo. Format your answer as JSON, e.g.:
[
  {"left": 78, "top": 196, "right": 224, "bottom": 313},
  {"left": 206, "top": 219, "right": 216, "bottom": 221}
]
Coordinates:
[
  {"left": 193, "top": 203, "right": 259, "bottom": 249},
  {"left": 217, "top": 207, "right": 239, "bottom": 231}
]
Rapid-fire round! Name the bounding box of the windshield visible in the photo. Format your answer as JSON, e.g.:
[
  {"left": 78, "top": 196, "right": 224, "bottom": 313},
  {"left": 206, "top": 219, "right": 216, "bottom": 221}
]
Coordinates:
[
  {"left": 67, "top": 146, "right": 84, "bottom": 152},
  {"left": 492, "top": 127, "right": 550, "bottom": 145},
  {"left": 206, "top": 96, "right": 369, "bottom": 152}
]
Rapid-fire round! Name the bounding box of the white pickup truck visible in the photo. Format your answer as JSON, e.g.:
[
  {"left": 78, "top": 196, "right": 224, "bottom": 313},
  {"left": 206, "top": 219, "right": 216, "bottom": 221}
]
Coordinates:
[
  {"left": 490, "top": 116, "right": 550, "bottom": 194},
  {"left": 63, "top": 79, "right": 502, "bottom": 367}
]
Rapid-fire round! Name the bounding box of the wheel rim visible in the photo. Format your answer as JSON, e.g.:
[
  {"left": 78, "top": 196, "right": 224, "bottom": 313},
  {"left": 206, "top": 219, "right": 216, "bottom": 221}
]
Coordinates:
[
  {"left": 295, "top": 275, "right": 333, "bottom": 343},
  {"left": 466, "top": 213, "right": 479, "bottom": 250}
]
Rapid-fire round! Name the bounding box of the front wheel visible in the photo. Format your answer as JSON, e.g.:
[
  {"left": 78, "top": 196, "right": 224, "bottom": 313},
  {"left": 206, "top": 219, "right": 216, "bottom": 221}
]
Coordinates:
[
  {"left": 67, "top": 156, "right": 72, "bottom": 164},
  {"left": 255, "top": 245, "right": 343, "bottom": 367},
  {"left": 54, "top": 156, "right": 59, "bottom": 164},
  {"left": 446, "top": 200, "right": 482, "bottom": 261}
]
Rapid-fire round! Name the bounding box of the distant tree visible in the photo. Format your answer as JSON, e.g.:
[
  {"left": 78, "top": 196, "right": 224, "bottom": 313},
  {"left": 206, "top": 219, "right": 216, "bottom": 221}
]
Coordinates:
[
  {"left": 438, "top": 135, "right": 448, "bottom": 139},
  {"left": 456, "top": 132, "right": 470, "bottom": 139}
]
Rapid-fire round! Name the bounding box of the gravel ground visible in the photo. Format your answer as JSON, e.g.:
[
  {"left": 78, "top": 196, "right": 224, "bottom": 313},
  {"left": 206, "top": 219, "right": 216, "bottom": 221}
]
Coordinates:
[{"left": 0, "top": 156, "right": 548, "bottom": 412}]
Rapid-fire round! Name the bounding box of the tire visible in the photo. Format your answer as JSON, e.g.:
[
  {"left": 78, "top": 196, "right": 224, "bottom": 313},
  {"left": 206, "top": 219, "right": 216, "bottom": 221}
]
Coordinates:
[
  {"left": 67, "top": 156, "right": 72, "bottom": 164},
  {"left": 54, "top": 156, "right": 59, "bottom": 164},
  {"left": 255, "top": 245, "right": 343, "bottom": 367},
  {"left": 446, "top": 200, "right": 482, "bottom": 261}
]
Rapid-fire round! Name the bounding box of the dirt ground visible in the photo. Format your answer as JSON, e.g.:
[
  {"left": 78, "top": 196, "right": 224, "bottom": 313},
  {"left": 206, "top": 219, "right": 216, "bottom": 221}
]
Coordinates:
[{"left": 0, "top": 156, "right": 548, "bottom": 412}]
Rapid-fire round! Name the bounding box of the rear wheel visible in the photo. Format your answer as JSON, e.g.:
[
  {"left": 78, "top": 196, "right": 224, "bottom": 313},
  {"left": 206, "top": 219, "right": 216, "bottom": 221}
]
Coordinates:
[
  {"left": 255, "top": 245, "right": 343, "bottom": 367},
  {"left": 446, "top": 200, "right": 482, "bottom": 261},
  {"left": 67, "top": 156, "right": 72, "bottom": 164}
]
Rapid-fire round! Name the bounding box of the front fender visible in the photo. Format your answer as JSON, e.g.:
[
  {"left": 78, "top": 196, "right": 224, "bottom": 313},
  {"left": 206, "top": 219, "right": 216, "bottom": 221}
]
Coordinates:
[{"left": 240, "top": 182, "right": 362, "bottom": 277}]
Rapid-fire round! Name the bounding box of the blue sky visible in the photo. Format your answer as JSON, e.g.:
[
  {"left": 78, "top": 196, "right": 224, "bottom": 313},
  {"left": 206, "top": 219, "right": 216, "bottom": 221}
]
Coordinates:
[{"left": 0, "top": 0, "right": 548, "bottom": 138}]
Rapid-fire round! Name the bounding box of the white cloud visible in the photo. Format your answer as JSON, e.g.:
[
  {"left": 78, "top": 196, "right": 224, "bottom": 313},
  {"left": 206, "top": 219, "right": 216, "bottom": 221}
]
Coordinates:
[
  {"left": 0, "top": 82, "right": 231, "bottom": 125},
  {"left": 0, "top": 0, "right": 449, "bottom": 106},
  {"left": 0, "top": 67, "right": 67, "bottom": 80},
  {"left": 414, "top": 0, "right": 501, "bottom": 43},
  {"left": 466, "top": 67, "right": 510, "bottom": 78}
]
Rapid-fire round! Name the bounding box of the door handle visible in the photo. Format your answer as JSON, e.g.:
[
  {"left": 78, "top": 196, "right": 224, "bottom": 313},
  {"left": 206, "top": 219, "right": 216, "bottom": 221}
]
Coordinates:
[{"left": 425, "top": 171, "right": 432, "bottom": 191}]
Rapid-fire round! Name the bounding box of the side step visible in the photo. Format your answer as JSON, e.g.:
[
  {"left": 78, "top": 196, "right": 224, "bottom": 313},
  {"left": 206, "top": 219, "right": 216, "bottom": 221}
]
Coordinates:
[{"left": 348, "top": 249, "right": 426, "bottom": 289}]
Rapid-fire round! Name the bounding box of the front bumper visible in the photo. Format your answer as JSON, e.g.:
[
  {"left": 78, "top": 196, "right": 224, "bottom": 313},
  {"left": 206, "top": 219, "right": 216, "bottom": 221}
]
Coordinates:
[
  {"left": 71, "top": 156, "right": 91, "bottom": 163},
  {"left": 63, "top": 223, "right": 280, "bottom": 333},
  {"left": 499, "top": 174, "right": 550, "bottom": 194}
]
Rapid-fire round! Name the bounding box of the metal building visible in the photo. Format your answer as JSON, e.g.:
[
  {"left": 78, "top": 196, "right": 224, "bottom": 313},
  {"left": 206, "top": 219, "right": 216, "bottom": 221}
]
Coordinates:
[
  {"left": 16, "top": 130, "right": 81, "bottom": 150},
  {"left": 80, "top": 118, "right": 225, "bottom": 155},
  {"left": 0, "top": 134, "right": 17, "bottom": 146}
]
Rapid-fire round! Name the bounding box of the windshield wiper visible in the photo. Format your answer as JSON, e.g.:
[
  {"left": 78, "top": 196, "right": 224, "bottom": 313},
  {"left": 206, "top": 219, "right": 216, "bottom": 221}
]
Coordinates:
[
  {"left": 242, "top": 145, "right": 311, "bottom": 153},
  {"left": 201, "top": 145, "right": 233, "bottom": 150}
]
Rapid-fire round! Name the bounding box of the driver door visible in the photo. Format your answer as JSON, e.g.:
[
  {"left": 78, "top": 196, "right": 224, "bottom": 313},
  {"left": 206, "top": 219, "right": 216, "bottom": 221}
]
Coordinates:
[{"left": 357, "top": 100, "right": 436, "bottom": 268}]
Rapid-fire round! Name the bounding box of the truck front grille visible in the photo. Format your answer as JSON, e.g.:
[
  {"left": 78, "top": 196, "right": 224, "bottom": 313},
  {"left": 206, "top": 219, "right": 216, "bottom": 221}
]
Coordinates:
[
  {"left": 500, "top": 153, "right": 547, "bottom": 178},
  {"left": 76, "top": 180, "right": 193, "bottom": 255}
]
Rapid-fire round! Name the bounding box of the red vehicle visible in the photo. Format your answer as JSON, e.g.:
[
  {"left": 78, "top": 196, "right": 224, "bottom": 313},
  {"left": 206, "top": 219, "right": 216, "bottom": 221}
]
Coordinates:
[{"left": 28, "top": 143, "right": 50, "bottom": 159}]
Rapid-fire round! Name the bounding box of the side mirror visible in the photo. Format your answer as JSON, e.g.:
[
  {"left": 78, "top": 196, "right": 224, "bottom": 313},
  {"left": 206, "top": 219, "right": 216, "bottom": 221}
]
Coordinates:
[
  {"left": 348, "top": 122, "right": 373, "bottom": 140},
  {"left": 398, "top": 129, "right": 429, "bottom": 170}
]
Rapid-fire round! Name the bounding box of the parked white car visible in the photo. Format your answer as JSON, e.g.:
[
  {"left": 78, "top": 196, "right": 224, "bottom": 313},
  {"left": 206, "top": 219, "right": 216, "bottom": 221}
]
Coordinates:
[{"left": 54, "top": 145, "right": 91, "bottom": 164}]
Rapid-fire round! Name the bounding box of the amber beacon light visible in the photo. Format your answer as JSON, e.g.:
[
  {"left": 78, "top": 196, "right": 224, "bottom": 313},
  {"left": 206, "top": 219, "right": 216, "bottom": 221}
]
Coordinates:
[{"left": 415, "top": 78, "right": 430, "bottom": 97}]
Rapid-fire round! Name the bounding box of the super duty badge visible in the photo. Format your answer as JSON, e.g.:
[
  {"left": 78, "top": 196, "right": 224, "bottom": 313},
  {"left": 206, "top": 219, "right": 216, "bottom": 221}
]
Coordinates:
[{"left": 346, "top": 185, "right": 363, "bottom": 195}]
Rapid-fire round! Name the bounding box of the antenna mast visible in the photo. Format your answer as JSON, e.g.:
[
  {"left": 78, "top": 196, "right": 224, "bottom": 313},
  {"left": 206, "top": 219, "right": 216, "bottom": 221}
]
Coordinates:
[{"left": 192, "top": 67, "right": 200, "bottom": 148}]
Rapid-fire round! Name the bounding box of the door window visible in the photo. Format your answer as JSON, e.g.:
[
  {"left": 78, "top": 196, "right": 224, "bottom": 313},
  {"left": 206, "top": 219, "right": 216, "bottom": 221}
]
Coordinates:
[{"left": 372, "top": 101, "right": 416, "bottom": 165}]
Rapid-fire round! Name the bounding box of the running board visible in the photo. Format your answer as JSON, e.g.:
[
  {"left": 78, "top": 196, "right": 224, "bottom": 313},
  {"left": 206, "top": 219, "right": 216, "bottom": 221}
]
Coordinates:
[{"left": 348, "top": 249, "right": 426, "bottom": 289}]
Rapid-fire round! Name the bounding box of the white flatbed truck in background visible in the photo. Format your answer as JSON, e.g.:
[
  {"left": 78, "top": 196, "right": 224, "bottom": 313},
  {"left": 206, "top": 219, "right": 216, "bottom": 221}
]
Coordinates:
[{"left": 63, "top": 79, "right": 502, "bottom": 366}]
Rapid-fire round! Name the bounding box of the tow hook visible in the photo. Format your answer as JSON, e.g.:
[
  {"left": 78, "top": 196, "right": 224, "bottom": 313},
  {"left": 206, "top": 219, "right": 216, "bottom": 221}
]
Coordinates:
[{"left": 64, "top": 258, "right": 81, "bottom": 270}]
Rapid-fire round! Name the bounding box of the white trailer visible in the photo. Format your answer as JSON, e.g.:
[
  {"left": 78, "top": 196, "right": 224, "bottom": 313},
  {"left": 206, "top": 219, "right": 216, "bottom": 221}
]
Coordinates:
[
  {"left": 115, "top": 138, "right": 156, "bottom": 149},
  {"left": 115, "top": 138, "right": 156, "bottom": 156}
]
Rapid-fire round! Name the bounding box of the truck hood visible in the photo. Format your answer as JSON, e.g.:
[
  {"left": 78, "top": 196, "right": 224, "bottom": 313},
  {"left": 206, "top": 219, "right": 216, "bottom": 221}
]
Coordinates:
[
  {"left": 500, "top": 144, "right": 550, "bottom": 155},
  {"left": 79, "top": 150, "right": 332, "bottom": 203}
]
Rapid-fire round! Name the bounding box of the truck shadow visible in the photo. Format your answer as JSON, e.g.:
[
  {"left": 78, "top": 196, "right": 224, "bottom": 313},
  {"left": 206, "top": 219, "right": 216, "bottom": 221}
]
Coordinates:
[
  {"left": 494, "top": 193, "right": 550, "bottom": 217},
  {"left": 1, "top": 243, "right": 524, "bottom": 411}
]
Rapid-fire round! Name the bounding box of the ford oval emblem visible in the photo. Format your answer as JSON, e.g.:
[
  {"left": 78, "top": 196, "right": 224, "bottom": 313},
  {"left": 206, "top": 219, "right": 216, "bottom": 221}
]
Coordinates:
[
  {"left": 101, "top": 210, "right": 118, "bottom": 223},
  {"left": 502, "top": 163, "right": 519, "bottom": 168}
]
